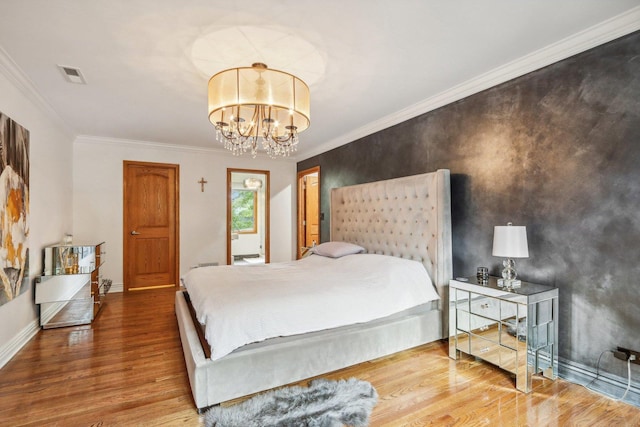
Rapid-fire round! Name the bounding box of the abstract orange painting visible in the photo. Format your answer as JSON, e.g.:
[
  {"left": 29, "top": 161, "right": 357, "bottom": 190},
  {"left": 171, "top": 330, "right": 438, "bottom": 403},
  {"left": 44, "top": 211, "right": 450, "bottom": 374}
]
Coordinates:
[{"left": 0, "top": 112, "right": 29, "bottom": 306}]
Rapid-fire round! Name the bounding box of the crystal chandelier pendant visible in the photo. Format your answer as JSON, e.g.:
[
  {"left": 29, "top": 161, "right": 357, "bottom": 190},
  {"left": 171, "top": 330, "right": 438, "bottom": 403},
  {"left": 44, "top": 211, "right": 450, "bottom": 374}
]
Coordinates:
[{"left": 208, "top": 63, "right": 310, "bottom": 158}]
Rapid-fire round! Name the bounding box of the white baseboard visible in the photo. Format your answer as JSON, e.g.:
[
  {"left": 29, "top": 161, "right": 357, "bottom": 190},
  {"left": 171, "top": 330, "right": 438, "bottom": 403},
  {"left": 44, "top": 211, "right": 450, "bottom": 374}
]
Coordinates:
[
  {"left": 0, "top": 319, "right": 40, "bottom": 370},
  {"left": 0, "top": 283, "right": 125, "bottom": 369},
  {"left": 559, "top": 358, "right": 640, "bottom": 407}
]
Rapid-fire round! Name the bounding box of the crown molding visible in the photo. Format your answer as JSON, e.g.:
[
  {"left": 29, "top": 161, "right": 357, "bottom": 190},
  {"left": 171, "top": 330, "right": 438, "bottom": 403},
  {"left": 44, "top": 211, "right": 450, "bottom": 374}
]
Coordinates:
[
  {"left": 75, "top": 134, "right": 222, "bottom": 153},
  {"left": 296, "top": 6, "right": 640, "bottom": 161},
  {"left": 75, "top": 135, "right": 297, "bottom": 162},
  {"left": 0, "top": 45, "right": 75, "bottom": 137}
]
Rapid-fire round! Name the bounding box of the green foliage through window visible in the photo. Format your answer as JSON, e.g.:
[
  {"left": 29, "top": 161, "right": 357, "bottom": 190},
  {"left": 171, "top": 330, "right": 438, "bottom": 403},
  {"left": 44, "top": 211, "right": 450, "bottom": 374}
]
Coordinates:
[{"left": 231, "top": 190, "right": 257, "bottom": 233}]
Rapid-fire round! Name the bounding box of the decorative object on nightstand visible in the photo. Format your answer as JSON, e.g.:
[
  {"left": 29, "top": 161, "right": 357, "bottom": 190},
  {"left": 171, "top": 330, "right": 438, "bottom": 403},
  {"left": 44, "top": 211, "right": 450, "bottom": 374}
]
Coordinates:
[
  {"left": 477, "top": 267, "right": 489, "bottom": 284},
  {"left": 449, "top": 276, "right": 558, "bottom": 393},
  {"left": 492, "top": 222, "right": 529, "bottom": 289}
]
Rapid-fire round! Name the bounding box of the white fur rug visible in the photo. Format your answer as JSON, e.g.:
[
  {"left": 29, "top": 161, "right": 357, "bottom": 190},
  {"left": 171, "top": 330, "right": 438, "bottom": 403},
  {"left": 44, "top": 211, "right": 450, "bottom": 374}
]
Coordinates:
[{"left": 204, "top": 378, "right": 378, "bottom": 427}]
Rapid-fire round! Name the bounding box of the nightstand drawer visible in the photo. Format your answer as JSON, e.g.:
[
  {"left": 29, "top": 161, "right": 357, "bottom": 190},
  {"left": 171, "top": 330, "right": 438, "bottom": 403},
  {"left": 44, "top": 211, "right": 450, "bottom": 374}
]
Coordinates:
[
  {"left": 470, "top": 293, "right": 518, "bottom": 321},
  {"left": 469, "top": 294, "right": 499, "bottom": 319},
  {"left": 457, "top": 309, "right": 500, "bottom": 333},
  {"left": 470, "top": 335, "right": 502, "bottom": 367},
  {"left": 469, "top": 315, "right": 499, "bottom": 342},
  {"left": 470, "top": 334, "right": 518, "bottom": 374},
  {"left": 467, "top": 317, "right": 523, "bottom": 351}
]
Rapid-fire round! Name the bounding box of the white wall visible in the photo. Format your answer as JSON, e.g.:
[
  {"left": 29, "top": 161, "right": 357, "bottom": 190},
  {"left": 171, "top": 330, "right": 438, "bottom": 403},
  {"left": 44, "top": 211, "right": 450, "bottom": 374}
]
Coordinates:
[
  {"left": 0, "top": 68, "right": 74, "bottom": 366},
  {"left": 72, "top": 137, "right": 297, "bottom": 289}
]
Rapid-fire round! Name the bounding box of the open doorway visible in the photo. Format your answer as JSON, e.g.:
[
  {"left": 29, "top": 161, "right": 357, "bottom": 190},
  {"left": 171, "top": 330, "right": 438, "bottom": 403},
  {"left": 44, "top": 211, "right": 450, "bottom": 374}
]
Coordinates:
[
  {"left": 297, "top": 166, "right": 320, "bottom": 259},
  {"left": 227, "top": 169, "right": 270, "bottom": 266}
]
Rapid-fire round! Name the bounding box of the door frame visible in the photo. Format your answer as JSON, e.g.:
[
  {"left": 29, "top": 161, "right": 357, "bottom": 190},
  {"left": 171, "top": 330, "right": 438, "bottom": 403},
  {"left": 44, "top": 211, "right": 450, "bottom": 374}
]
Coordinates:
[
  {"left": 227, "top": 168, "right": 270, "bottom": 265},
  {"left": 123, "top": 160, "right": 180, "bottom": 292},
  {"left": 297, "top": 166, "right": 320, "bottom": 259}
]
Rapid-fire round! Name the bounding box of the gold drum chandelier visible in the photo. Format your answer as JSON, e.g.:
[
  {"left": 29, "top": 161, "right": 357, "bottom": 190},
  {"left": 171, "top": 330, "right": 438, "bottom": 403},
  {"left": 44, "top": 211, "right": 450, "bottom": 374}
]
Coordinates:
[{"left": 208, "top": 63, "right": 310, "bottom": 157}]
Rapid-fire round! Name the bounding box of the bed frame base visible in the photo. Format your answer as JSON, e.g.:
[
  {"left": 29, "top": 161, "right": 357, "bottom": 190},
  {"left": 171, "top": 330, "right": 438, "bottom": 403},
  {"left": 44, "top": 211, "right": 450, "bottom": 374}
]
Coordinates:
[
  {"left": 177, "top": 169, "right": 452, "bottom": 410},
  {"left": 176, "top": 290, "right": 441, "bottom": 410}
]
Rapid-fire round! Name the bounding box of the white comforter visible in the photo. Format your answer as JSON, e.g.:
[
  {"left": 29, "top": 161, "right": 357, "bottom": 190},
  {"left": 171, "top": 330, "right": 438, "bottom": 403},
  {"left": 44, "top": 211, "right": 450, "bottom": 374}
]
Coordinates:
[{"left": 181, "top": 253, "right": 440, "bottom": 360}]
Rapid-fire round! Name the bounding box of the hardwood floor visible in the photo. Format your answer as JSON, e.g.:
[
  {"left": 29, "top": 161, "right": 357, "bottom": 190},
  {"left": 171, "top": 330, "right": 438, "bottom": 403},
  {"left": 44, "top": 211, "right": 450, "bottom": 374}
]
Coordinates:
[{"left": 1, "top": 288, "right": 638, "bottom": 426}]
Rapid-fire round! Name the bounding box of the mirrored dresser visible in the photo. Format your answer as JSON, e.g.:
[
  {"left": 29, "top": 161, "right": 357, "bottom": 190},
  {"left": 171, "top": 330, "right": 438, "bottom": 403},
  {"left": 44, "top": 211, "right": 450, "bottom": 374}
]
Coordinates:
[
  {"left": 449, "top": 276, "right": 558, "bottom": 392},
  {"left": 35, "top": 242, "right": 108, "bottom": 329}
]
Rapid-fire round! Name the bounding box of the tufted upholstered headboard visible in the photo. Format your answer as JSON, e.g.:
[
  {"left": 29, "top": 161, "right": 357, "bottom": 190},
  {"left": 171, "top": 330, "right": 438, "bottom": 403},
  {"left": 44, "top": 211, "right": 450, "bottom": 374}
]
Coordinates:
[{"left": 330, "top": 170, "right": 453, "bottom": 323}]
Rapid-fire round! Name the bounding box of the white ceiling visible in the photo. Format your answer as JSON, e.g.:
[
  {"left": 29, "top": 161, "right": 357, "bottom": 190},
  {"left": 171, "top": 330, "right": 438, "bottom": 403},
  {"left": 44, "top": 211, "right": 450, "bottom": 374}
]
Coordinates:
[{"left": 1, "top": 1, "right": 639, "bottom": 161}]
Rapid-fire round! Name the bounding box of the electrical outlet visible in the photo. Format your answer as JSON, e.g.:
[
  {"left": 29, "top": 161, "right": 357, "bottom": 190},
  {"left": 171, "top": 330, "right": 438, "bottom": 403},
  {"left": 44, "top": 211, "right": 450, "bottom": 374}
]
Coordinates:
[{"left": 615, "top": 346, "right": 640, "bottom": 365}]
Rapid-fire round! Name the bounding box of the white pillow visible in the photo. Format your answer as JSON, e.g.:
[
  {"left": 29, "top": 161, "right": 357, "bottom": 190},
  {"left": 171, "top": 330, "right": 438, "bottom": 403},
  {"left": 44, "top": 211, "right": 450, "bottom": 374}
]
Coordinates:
[{"left": 310, "top": 241, "right": 365, "bottom": 258}]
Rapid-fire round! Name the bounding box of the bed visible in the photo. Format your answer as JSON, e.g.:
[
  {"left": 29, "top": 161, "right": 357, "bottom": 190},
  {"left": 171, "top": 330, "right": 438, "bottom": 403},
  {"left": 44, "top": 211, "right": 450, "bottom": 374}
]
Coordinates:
[{"left": 175, "top": 169, "right": 452, "bottom": 410}]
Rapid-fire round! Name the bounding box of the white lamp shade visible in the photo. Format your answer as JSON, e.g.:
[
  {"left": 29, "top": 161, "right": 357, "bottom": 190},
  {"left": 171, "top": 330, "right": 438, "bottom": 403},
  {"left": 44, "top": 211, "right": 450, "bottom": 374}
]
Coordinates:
[
  {"left": 208, "top": 65, "right": 310, "bottom": 135},
  {"left": 492, "top": 225, "right": 529, "bottom": 258}
]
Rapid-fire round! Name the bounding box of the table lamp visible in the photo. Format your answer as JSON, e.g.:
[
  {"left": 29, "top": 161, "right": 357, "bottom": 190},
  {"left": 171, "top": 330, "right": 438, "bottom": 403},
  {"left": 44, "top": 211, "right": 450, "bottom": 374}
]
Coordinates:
[{"left": 492, "top": 222, "right": 529, "bottom": 288}]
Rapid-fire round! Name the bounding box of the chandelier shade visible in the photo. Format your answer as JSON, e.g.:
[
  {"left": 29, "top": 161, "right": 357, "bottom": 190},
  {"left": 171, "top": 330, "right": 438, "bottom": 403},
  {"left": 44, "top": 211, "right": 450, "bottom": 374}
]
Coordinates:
[{"left": 208, "top": 63, "right": 310, "bottom": 157}]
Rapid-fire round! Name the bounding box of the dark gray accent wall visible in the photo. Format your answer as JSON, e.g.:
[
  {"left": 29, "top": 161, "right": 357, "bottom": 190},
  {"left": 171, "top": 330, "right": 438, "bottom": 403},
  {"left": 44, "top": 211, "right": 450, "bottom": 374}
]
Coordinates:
[{"left": 298, "top": 31, "right": 640, "bottom": 379}]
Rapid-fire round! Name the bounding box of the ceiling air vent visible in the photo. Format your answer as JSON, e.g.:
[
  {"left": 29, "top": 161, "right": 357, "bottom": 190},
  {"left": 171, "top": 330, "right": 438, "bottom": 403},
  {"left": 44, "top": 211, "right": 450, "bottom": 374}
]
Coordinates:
[{"left": 58, "top": 65, "right": 86, "bottom": 84}]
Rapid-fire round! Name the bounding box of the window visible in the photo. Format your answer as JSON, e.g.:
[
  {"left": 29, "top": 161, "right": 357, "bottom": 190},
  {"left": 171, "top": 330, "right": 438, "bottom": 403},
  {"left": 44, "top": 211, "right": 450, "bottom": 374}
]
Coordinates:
[{"left": 231, "top": 189, "right": 257, "bottom": 234}]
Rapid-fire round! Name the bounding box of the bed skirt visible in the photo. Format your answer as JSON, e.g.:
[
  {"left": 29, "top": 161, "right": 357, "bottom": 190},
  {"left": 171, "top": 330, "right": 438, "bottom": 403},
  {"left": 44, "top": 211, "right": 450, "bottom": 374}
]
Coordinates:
[{"left": 175, "top": 290, "right": 442, "bottom": 410}]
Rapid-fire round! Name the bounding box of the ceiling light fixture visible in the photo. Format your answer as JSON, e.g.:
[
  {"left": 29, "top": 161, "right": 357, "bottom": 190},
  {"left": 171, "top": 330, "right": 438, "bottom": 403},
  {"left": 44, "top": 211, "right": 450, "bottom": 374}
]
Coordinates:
[
  {"left": 208, "top": 63, "right": 310, "bottom": 158},
  {"left": 243, "top": 178, "right": 263, "bottom": 189}
]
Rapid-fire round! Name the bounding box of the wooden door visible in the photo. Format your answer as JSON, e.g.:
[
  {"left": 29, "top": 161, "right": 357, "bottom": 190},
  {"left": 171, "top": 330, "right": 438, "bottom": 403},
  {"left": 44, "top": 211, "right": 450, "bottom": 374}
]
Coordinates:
[
  {"left": 123, "top": 161, "right": 179, "bottom": 291},
  {"left": 305, "top": 175, "right": 319, "bottom": 246},
  {"left": 296, "top": 166, "right": 320, "bottom": 259}
]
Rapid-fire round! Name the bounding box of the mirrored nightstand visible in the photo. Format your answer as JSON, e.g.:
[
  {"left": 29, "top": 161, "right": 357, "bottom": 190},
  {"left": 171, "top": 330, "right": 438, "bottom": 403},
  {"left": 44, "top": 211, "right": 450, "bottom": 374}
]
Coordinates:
[
  {"left": 35, "top": 242, "right": 107, "bottom": 329},
  {"left": 449, "top": 276, "right": 558, "bottom": 392}
]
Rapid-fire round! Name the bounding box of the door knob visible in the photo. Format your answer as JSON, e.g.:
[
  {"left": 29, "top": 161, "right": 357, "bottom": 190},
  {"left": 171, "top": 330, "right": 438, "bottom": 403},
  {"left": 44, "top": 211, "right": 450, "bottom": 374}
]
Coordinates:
[{"left": 131, "top": 231, "right": 141, "bottom": 235}]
